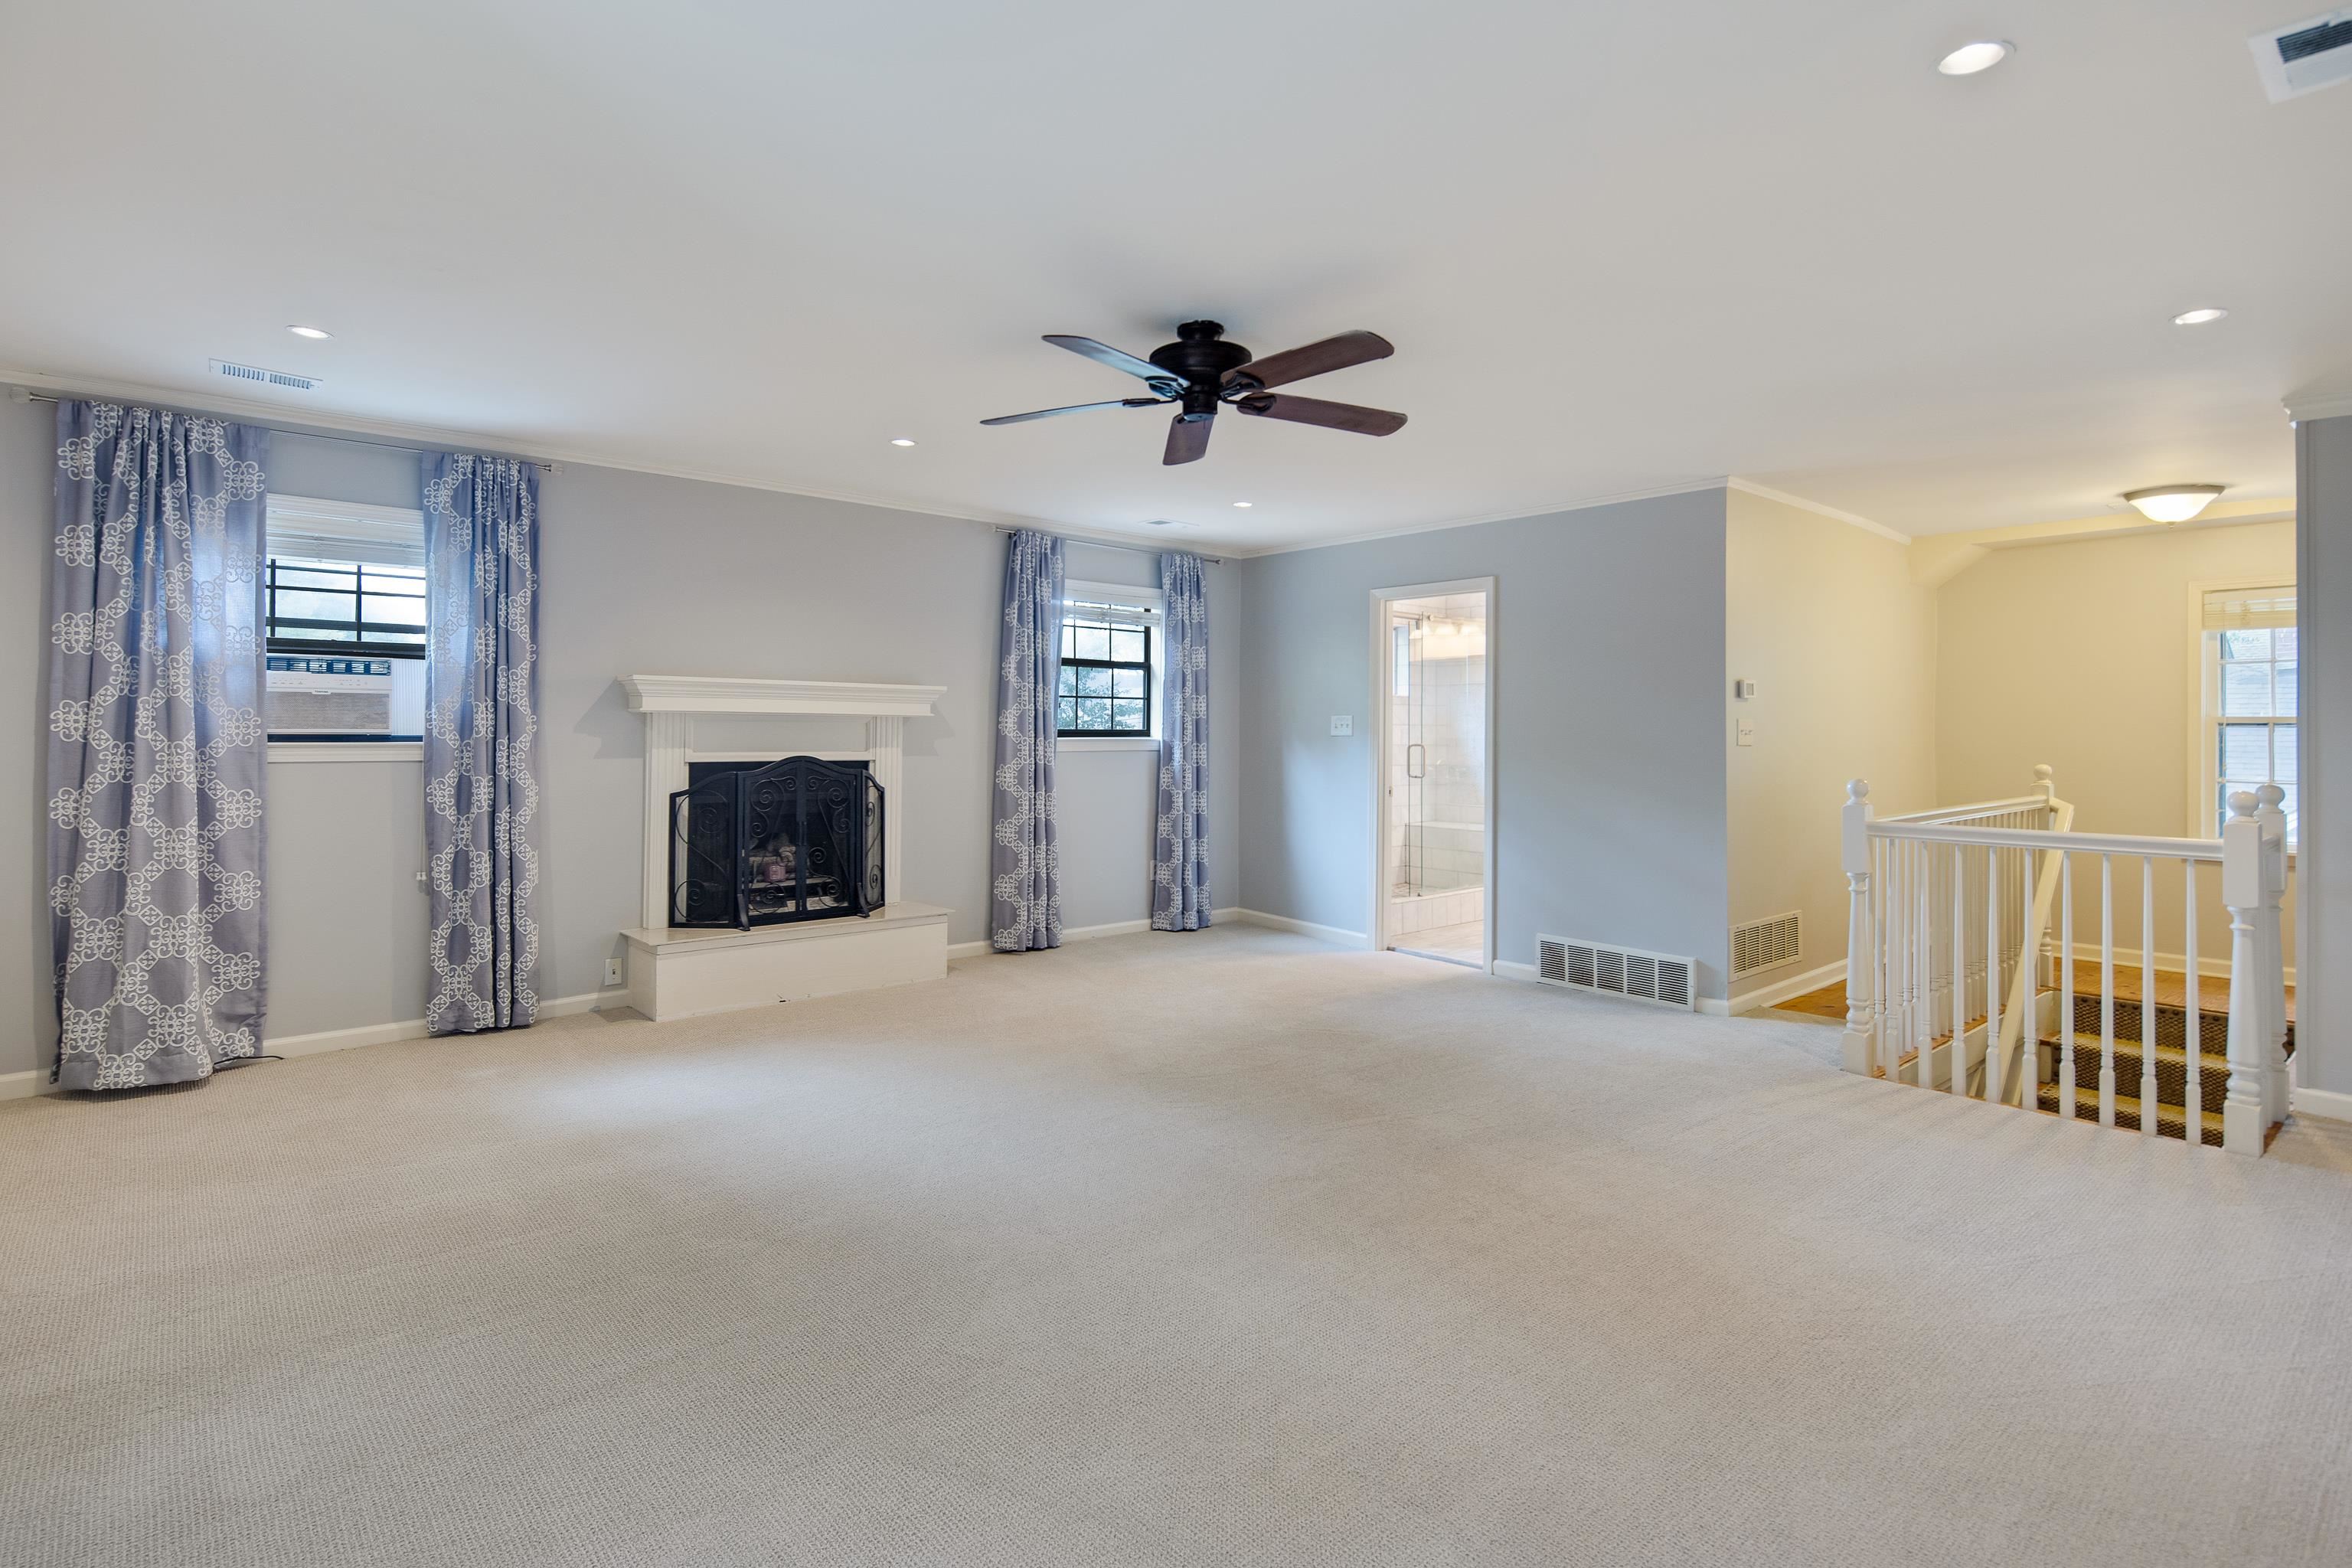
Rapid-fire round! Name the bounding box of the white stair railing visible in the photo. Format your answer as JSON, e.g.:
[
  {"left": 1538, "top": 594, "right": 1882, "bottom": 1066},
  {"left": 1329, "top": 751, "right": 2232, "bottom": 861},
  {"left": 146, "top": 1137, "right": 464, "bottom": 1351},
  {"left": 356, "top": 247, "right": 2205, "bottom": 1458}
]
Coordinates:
[{"left": 1839, "top": 776, "right": 2290, "bottom": 1155}]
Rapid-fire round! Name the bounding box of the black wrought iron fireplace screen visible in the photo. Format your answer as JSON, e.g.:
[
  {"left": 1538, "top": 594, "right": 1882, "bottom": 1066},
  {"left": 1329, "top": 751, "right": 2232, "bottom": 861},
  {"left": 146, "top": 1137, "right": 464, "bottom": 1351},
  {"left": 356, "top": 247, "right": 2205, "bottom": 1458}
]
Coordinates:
[{"left": 668, "top": 756, "right": 885, "bottom": 929}]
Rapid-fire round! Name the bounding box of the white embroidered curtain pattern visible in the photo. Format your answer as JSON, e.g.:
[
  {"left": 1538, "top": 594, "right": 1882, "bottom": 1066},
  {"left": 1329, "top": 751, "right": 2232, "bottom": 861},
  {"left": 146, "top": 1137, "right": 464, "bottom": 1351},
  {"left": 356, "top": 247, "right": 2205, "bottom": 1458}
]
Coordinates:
[
  {"left": 423, "top": 454, "right": 542, "bottom": 1034},
  {"left": 46, "top": 401, "right": 270, "bottom": 1090},
  {"left": 1152, "top": 550, "right": 1211, "bottom": 930},
  {"left": 991, "top": 529, "right": 1063, "bottom": 951}
]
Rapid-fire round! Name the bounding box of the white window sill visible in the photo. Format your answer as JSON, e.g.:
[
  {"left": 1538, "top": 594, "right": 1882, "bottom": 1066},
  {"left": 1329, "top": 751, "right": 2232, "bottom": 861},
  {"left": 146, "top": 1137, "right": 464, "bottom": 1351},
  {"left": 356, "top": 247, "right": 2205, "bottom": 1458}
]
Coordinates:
[
  {"left": 1060, "top": 736, "right": 1159, "bottom": 753},
  {"left": 269, "top": 740, "right": 424, "bottom": 763}
]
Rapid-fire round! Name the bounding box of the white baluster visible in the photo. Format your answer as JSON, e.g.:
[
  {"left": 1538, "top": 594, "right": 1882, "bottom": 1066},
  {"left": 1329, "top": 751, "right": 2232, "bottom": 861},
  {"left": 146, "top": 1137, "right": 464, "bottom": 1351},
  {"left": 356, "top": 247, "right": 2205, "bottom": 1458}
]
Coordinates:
[
  {"left": 2021, "top": 844, "right": 2038, "bottom": 1111},
  {"left": 2100, "top": 854, "right": 2117, "bottom": 1129},
  {"left": 2222, "top": 792, "right": 2267, "bottom": 1156},
  {"left": 1951, "top": 844, "right": 1965, "bottom": 1094},
  {"left": 1984, "top": 844, "right": 2001, "bottom": 1106},
  {"left": 1841, "top": 781, "right": 1876, "bottom": 1078},
  {"left": 2141, "top": 857, "right": 2160, "bottom": 1138},
  {"left": 1915, "top": 839, "right": 1932, "bottom": 1078},
  {"left": 2184, "top": 860, "right": 2201, "bottom": 1147},
  {"left": 2256, "top": 782, "right": 2290, "bottom": 1129},
  {"left": 2060, "top": 854, "right": 2076, "bottom": 1120}
]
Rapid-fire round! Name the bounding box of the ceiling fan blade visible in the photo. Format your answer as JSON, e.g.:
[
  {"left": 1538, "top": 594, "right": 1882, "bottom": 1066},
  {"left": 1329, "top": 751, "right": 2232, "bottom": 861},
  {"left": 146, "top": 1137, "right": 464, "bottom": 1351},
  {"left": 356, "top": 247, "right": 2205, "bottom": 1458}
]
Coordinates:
[
  {"left": 980, "top": 397, "right": 1166, "bottom": 426},
  {"left": 1227, "top": 330, "right": 1393, "bottom": 391},
  {"left": 1163, "top": 413, "right": 1214, "bottom": 466},
  {"left": 1043, "top": 335, "right": 1184, "bottom": 388},
  {"left": 1232, "top": 394, "right": 1406, "bottom": 437}
]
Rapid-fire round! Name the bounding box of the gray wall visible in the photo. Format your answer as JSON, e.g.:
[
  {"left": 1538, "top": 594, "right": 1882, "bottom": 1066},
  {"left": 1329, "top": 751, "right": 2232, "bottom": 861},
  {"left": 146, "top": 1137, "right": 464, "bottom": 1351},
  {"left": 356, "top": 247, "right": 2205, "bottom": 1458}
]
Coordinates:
[
  {"left": 2299, "top": 414, "right": 2351, "bottom": 1096},
  {"left": 1233, "top": 488, "right": 1734, "bottom": 998},
  {"left": 1, "top": 396, "right": 1239, "bottom": 1076}
]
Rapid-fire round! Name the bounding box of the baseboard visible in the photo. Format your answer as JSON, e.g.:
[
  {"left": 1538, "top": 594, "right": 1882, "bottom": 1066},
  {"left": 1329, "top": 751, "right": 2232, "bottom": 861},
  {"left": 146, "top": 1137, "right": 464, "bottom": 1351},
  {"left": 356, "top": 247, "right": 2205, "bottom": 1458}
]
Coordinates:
[
  {"left": 2077, "top": 946, "right": 2297, "bottom": 987},
  {"left": 1, "top": 990, "right": 636, "bottom": 1098},
  {"left": 1230, "top": 908, "right": 1371, "bottom": 948},
  {"left": 947, "top": 907, "right": 1250, "bottom": 962},
  {"left": 2288, "top": 1059, "right": 2352, "bottom": 1126},
  {"left": 1730, "top": 959, "right": 1846, "bottom": 1017}
]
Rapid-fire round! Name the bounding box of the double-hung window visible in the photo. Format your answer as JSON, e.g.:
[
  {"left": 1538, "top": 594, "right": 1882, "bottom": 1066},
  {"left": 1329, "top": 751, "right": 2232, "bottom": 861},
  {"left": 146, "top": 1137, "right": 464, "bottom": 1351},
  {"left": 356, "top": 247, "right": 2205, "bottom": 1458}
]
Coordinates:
[
  {"left": 1057, "top": 587, "right": 1159, "bottom": 740},
  {"left": 263, "top": 496, "right": 430, "bottom": 743},
  {"left": 2196, "top": 583, "right": 2296, "bottom": 844}
]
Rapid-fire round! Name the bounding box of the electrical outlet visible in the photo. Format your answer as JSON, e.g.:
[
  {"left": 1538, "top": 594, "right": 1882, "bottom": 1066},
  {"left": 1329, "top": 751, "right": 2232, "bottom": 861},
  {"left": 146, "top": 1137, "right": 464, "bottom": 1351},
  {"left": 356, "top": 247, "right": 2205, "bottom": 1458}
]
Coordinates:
[
  {"left": 1330, "top": 714, "right": 1352, "bottom": 737},
  {"left": 1736, "top": 719, "right": 1756, "bottom": 747},
  {"left": 603, "top": 957, "right": 622, "bottom": 986}
]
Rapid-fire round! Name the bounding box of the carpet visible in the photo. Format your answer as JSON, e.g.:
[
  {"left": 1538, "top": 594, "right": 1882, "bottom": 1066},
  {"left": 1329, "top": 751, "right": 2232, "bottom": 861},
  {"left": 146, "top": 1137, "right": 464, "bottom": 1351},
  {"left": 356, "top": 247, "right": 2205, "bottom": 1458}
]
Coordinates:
[{"left": 5, "top": 926, "right": 2350, "bottom": 1566}]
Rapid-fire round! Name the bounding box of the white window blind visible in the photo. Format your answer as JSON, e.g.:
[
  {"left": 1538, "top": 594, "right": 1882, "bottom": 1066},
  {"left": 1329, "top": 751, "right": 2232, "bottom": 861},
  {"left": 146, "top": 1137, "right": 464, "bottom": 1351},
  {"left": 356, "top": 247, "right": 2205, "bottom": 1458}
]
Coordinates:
[
  {"left": 266, "top": 495, "right": 427, "bottom": 568},
  {"left": 1063, "top": 595, "right": 1159, "bottom": 627},
  {"left": 2201, "top": 585, "right": 2295, "bottom": 631}
]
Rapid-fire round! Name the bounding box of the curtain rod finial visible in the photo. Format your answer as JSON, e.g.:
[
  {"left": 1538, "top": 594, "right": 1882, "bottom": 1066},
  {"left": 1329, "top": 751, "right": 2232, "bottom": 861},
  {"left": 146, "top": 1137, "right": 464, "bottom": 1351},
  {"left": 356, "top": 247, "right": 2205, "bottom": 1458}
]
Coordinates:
[{"left": 6, "top": 385, "right": 30, "bottom": 404}]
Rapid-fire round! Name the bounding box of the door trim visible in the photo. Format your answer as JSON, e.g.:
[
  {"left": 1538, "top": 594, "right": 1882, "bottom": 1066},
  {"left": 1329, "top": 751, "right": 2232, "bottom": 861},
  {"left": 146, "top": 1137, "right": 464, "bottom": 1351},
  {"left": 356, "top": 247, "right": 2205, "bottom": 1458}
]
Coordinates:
[{"left": 1368, "top": 577, "right": 1498, "bottom": 972}]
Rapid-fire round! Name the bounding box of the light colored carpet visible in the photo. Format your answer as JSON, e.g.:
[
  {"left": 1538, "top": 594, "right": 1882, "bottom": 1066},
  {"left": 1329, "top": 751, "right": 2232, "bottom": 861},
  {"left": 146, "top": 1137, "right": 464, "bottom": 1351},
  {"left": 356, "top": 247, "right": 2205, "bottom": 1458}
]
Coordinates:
[{"left": 5, "top": 925, "right": 2350, "bottom": 1566}]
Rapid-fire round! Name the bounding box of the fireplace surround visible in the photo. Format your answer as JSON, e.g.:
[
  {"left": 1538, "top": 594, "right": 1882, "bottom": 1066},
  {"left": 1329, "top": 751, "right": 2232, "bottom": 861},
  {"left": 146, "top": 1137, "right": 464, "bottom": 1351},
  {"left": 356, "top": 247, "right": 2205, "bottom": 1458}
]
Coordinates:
[{"left": 670, "top": 756, "right": 884, "bottom": 929}]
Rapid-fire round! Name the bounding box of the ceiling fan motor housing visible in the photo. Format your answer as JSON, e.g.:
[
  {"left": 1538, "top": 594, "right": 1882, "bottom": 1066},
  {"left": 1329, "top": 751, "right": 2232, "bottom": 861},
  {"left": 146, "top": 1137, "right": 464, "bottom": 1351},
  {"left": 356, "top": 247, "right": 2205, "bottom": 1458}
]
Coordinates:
[{"left": 1151, "top": 321, "right": 1255, "bottom": 390}]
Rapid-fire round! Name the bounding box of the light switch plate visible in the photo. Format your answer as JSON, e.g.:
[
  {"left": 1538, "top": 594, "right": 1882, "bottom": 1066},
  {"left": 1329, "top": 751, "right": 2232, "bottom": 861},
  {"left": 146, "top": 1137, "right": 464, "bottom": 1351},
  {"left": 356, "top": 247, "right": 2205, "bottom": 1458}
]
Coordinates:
[
  {"left": 1736, "top": 719, "right": 1756, "bottom": 747},
  {"left": 1330, "top": 715, "right": 1352, "bottom": 737},
  {"left": 604, "top": 957, "right": 623, "bottom": 985}
]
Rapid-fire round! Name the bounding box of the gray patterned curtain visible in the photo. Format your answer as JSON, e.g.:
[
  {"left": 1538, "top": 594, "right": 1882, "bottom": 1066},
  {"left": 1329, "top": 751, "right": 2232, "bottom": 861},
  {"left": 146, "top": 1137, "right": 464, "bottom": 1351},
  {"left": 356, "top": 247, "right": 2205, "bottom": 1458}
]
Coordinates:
[
  {"left": 46, "top": 401, "right": 270, "bottom": 1090},
  {"left": 423, "top": 454, "right": 541, "bottom": 1034},
  {"left": 991, "top": 528, "right": 1063, "bottom": 951},
  {"left": 1152, "top": 550, "right": 1212, "bottom": 930}
]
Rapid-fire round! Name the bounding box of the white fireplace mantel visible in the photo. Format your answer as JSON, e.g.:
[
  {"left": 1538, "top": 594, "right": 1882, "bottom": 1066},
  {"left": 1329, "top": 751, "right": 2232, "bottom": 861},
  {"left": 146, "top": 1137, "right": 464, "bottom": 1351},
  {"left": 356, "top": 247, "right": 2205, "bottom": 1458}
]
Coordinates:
[
  {"left": 621, "top": 675, "right": 946, "bottom": 720},
  {"left": 623, "top": 674, "right": 945, "bottom": 929}
]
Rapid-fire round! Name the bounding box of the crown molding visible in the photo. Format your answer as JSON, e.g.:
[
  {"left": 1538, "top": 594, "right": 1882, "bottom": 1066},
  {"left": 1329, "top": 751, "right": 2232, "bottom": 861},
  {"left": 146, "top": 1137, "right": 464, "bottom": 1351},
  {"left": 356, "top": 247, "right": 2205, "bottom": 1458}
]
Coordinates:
[
  {"left": 2287, "top": 390, "right": 2352, "bottom": 423},
  {"left": 1725, "top": 479, "right": 1910, "bottom": 543},
  {"left": 2, "top": 365, "right": 1061, "bottom": 534},
  {"left": 619, "top": 675, "right": 945, "bottom": 718}
]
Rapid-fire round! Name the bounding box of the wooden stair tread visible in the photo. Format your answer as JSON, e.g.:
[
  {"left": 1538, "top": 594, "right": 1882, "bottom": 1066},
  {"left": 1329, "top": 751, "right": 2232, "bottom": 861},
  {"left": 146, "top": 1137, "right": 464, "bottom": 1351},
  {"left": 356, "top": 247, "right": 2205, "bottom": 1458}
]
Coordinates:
[
  {"left": 2035, "top": 1083, "right": 2225, "bottom": 1147},
  {"left": 2042, "top": 1031, "right": 2226, "bottom": 1069}
]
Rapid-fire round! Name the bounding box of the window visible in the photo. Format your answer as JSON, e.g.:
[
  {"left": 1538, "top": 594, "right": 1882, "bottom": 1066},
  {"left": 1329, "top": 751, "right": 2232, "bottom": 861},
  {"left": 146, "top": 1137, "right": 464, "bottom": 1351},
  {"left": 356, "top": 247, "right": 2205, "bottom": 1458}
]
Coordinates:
[
  {"left": 2197, "top": 583, "right": 2296, "bottom": 843},
  {"left": 1057, "top": 589, "right": 1157, "bottom": 739},
  {"left": 263, "top": 496, "right": 430, "bottom": 742}
]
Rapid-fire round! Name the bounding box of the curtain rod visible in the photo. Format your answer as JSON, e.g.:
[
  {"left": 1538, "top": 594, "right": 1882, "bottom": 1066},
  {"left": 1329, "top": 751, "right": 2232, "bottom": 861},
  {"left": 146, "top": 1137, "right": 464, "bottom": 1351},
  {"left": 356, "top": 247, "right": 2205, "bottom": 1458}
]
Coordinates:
[
  {"left": 8, "top": 387, "right": 559, "bottom": 472},
  {"left": 991, "top": 524, "right": 1222, "bottom": 564}
]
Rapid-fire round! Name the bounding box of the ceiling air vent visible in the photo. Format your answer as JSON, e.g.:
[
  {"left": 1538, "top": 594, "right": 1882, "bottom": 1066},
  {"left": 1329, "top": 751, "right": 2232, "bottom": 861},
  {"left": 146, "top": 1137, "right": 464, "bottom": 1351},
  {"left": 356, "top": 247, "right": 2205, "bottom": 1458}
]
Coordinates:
[
  {"left": 1535, "top": 935, "right": 1697, "bottom": 1011},
  {"left": 1730, "top": 910, "right": 1802, "bottom": 980},
  {"left": 208, "top": 358, "right": 325, "bottom": 393},
  {"left": 2251, "top": 9, "right": 2352, "bottom": 101}
]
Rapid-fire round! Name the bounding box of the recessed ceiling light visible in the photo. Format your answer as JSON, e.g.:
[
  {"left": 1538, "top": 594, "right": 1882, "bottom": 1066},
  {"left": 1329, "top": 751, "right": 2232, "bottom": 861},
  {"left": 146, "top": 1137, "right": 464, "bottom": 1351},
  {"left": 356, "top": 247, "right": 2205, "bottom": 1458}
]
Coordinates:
[
  {"left": 2172, "top": 307, "right": 2228, "bottom": 326},
  {"left": 286, "top": 325, "right": 332, "bottom": 340},
  {"left": 889, "top": 437, "right": 916, "bottom": 446},
  {"left": 1232, "top": 501, "right": 1253, "bottom": 508},
  {"left": 2123, "top": 484, "right": 2226, "bottom": 524},
  {"left": 1937, "top": 40, "right": 2013, "bottom": 75}
]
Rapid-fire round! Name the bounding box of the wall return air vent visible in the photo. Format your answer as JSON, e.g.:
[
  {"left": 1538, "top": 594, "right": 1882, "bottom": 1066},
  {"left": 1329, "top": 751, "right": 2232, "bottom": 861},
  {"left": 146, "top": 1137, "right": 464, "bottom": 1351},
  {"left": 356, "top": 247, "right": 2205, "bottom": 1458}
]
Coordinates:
[
  {"left": 208, "top": 358, "right": 325, "bottom": 393},
  {"left": 1730, "top": 910, "right": 1802, "bottom": 980},
  {"left": 2251, "top": 8, "right": 2352, "bottom": 101},
  {"left": 1535, "top": 935, "right": 1697, "bottom": 1011}
]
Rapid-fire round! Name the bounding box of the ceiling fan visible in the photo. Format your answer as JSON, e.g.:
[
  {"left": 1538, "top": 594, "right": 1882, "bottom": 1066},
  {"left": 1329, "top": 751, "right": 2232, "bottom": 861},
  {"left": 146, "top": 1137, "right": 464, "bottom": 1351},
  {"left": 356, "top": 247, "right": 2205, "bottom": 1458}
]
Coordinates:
[{"left": 981, "top": 320, "right": 1406, "bottom": 465}]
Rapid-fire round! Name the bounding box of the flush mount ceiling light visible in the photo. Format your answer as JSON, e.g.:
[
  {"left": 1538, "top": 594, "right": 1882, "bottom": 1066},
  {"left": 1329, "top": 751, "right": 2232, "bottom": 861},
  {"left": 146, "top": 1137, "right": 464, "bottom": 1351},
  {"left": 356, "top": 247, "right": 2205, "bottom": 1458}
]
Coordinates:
[
  {"left": 286, "top": 324, "right": 332, "bottom": 339},
  {"left": 2123, "top": 484, "right": 2226, "bottom": 524},
  {"left": 2172, "top": 307, "right": 2229, "bottom": 326},
  {"left": 889, "top": 437, "right": 916, "bottom": 446},
  {"left": 1232, "top": 500, "right": 1253, "bottom": 508},
  {"left": 1937, "top": 39, "right": 2014, "bottom": 75}
]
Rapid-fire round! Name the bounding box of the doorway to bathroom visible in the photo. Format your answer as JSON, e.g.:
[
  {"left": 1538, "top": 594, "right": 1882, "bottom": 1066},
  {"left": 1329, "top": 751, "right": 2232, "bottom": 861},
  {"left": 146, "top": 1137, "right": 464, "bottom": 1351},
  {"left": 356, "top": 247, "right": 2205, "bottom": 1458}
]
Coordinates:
[{"left": 1370, "top": 579, "right": 1494, "bottom": 970}]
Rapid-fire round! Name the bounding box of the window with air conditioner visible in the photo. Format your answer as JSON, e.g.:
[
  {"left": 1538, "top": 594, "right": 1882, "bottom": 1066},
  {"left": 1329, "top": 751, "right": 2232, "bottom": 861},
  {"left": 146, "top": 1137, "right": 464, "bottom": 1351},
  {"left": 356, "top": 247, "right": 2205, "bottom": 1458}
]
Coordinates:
[
  {"left": 2194, "top": 583, "right": 2295, "bottom": 844},
  {"left": 263, "top": 495, "right": 429, "bottom": 742}
]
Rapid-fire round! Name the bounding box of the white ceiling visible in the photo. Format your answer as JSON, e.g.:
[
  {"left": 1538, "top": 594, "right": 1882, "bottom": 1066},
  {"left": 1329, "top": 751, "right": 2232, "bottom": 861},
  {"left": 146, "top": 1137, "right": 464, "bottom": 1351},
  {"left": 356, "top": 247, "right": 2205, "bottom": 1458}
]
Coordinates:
[{"left": 2, "top": 0, "right": 2345, "bottom": 552}]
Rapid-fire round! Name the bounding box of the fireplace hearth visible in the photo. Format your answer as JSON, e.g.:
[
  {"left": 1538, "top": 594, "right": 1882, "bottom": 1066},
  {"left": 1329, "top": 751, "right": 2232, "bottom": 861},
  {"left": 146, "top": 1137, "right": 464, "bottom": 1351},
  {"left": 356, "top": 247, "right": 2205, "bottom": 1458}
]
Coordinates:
[{"left": 668, "top": 756, "right": 884, "bottom": 929}]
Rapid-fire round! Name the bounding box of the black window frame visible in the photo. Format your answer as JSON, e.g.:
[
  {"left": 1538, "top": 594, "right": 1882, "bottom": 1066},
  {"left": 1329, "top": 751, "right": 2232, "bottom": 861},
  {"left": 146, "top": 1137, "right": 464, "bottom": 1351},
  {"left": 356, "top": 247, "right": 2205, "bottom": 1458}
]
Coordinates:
[
  {"left": 264, "top": 554, "right": 430, "bottom": 662},
  {"left": 1057, "top": 604, "right": 1154, "bottom": 739}
]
